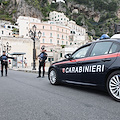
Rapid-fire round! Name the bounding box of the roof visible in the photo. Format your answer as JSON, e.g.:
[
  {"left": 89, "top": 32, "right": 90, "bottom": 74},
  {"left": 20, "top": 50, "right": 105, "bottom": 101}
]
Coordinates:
[
  {"left": 10, "top": 52, "right": 26, "bottom": 55},
  {"left": 91, "top": 39, "right": 120, "bottom": 44},
  {"left": 111, "top": 34, "right": 120, "bottom": 39}
]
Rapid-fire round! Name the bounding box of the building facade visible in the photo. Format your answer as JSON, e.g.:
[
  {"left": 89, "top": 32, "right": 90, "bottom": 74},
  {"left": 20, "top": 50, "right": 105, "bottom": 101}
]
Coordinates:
[
  {"left": 52, "top": 0, "right": 65, "bottom": 3},
  {"left": 49, "top": 11, "right": 69, "bottom": 25},
  {"left": 68, "top": 20, "right": 88, "bottom": 46},
  {"left": 17, "top": 16, "right": 41, "bottom": 38},
  {"left": 0, "top": 37, "right": 33, "bottom": 68},
  {"left": 0, "top": 27, "right": 12, "bottom": 37},
  {"left": 29, "top": 22, "right": 70, "bottom": 46},
  {"left": 49, "top": 12, "right": 89, "bottom": 46},
  {"left": 29, "top": 22, "right": 71, "bottom": 63}
]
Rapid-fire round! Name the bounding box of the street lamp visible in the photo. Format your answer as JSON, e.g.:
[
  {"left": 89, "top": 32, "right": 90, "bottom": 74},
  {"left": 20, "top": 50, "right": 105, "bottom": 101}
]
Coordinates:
[
  {"left": 4, "top": 42, "right": 11, "bottom": 55},
  {"left": 29, "top": 25, "right": 42, "bottom": 70}
]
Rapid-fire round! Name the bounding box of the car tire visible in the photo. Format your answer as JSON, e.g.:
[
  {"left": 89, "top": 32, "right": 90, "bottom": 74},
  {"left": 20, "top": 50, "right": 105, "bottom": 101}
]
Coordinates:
[
  {"left": 107, "top": 71, "right": 120, "bottom": 102},
  {"left": 49, "top": 68, "right": 59, "bottom": 85}
]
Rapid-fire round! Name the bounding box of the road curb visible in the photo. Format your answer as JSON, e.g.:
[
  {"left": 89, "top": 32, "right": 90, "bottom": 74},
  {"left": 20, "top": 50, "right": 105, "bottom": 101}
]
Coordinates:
[{"left": 9, "top": 68, "right": 48, "bottom": 75}]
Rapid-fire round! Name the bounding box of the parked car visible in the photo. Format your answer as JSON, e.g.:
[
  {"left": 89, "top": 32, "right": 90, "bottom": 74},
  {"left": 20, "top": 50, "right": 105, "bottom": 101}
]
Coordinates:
[{"left": 48, "top": 39, "right": 120, "bottom": 101}]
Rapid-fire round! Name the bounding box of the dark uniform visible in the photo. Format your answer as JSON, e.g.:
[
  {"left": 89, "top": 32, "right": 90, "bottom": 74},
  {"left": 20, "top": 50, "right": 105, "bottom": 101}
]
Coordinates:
[
  {"left": 0, "top": 54, "right": 15, "bottom": 76},
  {"left": 37, "top": 51, "right": 47, "bottom": 78}
]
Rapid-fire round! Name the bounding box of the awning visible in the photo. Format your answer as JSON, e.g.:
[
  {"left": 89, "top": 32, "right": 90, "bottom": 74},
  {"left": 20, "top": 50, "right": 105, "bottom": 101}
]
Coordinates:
[{"left": 10, "top": 52, "right": 26, "bottom": 55}]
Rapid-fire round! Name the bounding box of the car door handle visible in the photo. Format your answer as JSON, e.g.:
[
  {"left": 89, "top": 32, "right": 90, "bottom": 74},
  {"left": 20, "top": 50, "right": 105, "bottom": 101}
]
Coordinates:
[{"left": 102, "top": 58, "right": 111, "bottom": 62}]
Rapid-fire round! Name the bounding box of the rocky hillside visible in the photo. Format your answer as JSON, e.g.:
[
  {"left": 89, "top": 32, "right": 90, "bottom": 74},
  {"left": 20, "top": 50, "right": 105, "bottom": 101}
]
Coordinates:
[{"left": 0, "top": 0, "right": 120, "bottom": 38}]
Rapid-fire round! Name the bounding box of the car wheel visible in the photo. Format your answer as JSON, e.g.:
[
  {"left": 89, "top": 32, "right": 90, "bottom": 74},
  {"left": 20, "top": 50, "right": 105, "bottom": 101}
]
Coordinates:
[
  {"left": 107, "top": 71, "right": 120, "bottom": 102},
  {"left": 49, "top": 68, "right": 59, "bottom": 85}
]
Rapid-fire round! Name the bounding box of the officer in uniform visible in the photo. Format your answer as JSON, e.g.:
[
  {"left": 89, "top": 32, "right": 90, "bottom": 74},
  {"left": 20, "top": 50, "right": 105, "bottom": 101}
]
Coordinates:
[
  {"left": 0, "top": 51, "right": 15, "bottom": 77},
  {"left": 37, "top": 47, "right": 47, "bottom": 78}
]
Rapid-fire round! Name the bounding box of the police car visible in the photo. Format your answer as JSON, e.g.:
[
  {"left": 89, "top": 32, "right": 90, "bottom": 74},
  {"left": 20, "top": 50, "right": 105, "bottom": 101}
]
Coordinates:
[{"left": 48, "top": 38, "right": 120, "bottom": 101}]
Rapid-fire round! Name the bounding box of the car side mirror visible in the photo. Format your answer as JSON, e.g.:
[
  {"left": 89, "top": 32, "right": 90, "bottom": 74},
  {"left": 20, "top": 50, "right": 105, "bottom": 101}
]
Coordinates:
[{"left": 64, "top": 54, "right": 72, "bottom": 60}]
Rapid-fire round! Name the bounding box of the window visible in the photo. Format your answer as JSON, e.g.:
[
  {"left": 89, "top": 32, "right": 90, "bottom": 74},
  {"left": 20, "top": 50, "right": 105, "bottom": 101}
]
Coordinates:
[
  {"left": 50, "top": 33, "right": 52, "bottom": 37},
  {"left": 57, "top": 40, "right": 59, "bottom": 44},
  {"left": 90, "top": 42, "right": 113, "bottom": 57},
  {"left": 43, "top": 26, "right": 44, "bottom": 29},
  {"left": 8, "top": 26, "right": 11, "bottom": 28},
  {"left": 9, "top": 33, "right": 11, "bottom": 35},
  {"left": 43, "top": 39, "right": 45, "bottom": 43},
  {"left": 66, "top": 41, "right": 68, "bottom": 45},
  {"left": 52, "top": 58, "right": 54, "bottom": 61},
  {"left": 73, "top": 31, "right": 75, "bottom": 34},
  {"left": 62, "top": 41, "right": 64, "bottom": 45},
  {"left": 50, "top": 39, "right": 52, "bottom": 43},
  {"left": 50, "top": 26, "right": 52, "bottom": 30},
  {"left": 43, "top": 32, "right": 45, "bottom": 36},
  {"left": 57, "top": 28, "right": 59, "bottom": 31},
  {"left": 60, "top": 53, "right": 62, "bottom": 58},
  {"left": 48, "top": 58, "right": 54, "bottom": 62},
  {"left": 72, "top": 45, "right": 90, "bottom": 59},
  {"left": 57, "top": 34, "right": 59, "bottom": 38},
  {"left": 26, "top": 34, "right": 28, "bottom": 36},
  {"left": 62, "top": 29, "right": 63, "bottom": 32},
  {"left": 66, "top": 36, "right": 67, "bottom": 40},
  {"left": 2, "top": 30, "right": 4, "bottom": 34},
  {"left": 62, "top": 35, "right": 64, "bottom": 39},
  {"left": 109, "top": 43, "right": 118, "bottom": 54}
]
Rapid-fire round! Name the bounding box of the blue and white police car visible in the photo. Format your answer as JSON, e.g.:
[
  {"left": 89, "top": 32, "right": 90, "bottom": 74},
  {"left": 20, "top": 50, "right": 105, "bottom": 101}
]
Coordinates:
[{"left": 48, "top": 37, "right": 120, "bottom": 101}]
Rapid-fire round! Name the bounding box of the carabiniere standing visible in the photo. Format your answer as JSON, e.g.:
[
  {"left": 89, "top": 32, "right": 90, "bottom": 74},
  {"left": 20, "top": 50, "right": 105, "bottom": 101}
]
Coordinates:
[
  {"left": 0, "top": 51, "right": 15, "bottom": 77},
  {"left": 37, "top": 47, "right": 47, "bottom": 78}
]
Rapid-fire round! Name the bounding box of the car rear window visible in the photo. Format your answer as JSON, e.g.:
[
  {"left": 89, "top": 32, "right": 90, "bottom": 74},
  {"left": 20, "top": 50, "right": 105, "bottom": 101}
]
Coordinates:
[
  {"left": 109, "top": 43, "right": 118, "bottom": 54},
  {"left": 90, "top": 42, "right": 113, "bottom": 57}
]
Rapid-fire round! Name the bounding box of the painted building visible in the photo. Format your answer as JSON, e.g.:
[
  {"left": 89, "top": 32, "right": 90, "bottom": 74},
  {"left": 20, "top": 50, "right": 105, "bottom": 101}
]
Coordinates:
[
  {"left": 49, "top": 11, "right": 69, "bottom": 25},
  {"left": 4, "top": 24, "right": 19, "bottom": 31},
  {"left": 0, "top": 27, "right": 12, "bottom": 37},
  {"left": 29, "top": 22, "right": 70, "bottom": 63},
  {"left": 29, "top": 22, "right": 70, "bottom": 46},
  {"left": 52, "top": 0, "right": 65, "bottom": 3},
  {"left": 17, "top": 16, "right": 41, "bottom": 38},
  {"left": 0, "top": 37, "right": 33, "bottom": 68},
  {"left": 49, "top": 12, "right": 88, "bottom": 46},
  {"left": 68, "top": 20, "right": 88, "bottom": 46}
]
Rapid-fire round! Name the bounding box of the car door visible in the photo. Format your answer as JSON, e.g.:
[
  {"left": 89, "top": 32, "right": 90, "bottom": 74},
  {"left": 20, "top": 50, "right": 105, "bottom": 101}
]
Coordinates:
[
  {"left": 58, "top": 44, "right": 91, "bottom": 82},
  {"left": 80, "top": 41, "right": 119, "bottom": 85}
]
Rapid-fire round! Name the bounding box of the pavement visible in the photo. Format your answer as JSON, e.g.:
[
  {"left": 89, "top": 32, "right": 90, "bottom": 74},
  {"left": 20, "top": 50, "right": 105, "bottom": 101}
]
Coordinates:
[{"left": 0, "top": 70, "right": 120, "bottom": 120}]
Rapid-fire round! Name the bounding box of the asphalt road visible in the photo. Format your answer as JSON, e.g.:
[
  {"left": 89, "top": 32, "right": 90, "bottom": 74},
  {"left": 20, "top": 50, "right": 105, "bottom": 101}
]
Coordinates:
[{"left": 0, "top": 70, "right": 120, "bottom": 120}]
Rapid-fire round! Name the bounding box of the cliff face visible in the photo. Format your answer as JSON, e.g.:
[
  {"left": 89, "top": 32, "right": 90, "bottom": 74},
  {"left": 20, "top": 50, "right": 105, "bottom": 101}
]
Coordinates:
[
  {"left": 58, "top": 0, "right": 120, "bottom": 38},
  {"left": 0, "top": 0, "right": 120, "bottom": 38},
  {"left": 0, "top": 0, "right": 43, "bottom": 22}
]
